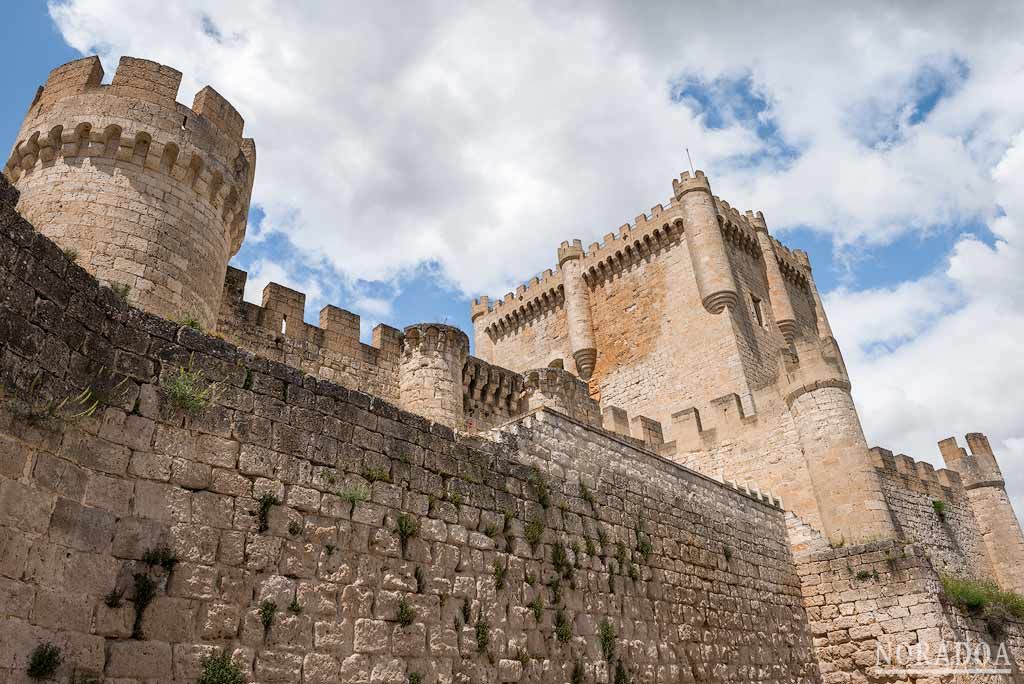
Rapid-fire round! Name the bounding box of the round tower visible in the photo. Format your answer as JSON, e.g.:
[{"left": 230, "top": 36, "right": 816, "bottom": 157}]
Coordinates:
[
  {"left": 557, "top": 240, "right": 597, "bottom": 380},
  {"left": 4, "top": 55, "right": 256, "bottom": 329},
  {"left": 399, "top": 324, "right": 469, "bottom": 429},
  {"left": 748, "top": 210, "right": 798, "bottom": 342},
  {"left": 673, "top": 170, "right": 738, "bottom": 314}
]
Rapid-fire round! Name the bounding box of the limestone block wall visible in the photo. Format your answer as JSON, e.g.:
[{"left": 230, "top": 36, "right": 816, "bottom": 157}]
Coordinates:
[
  {"left": 666, "top": 391, "right": 826, "bottom": 535},
  {"left": 217, "top": 266, "right": 403, "bottom": 404},
  {"left": 796, "top": 541, "right": 1024, "bottom": 684},
  {"left": 870, "top": 448, "right": 991, "bottom": 580},
  {"left": 5, "top": 55, "right": 256, "bottom": 330},
  {"left": 471, "top": 174, "right": 820, "bottom": 447},
  {"left": 0, "top": 194, "right": 821, "bottom": 683},
  {"left": 521, "top": 367, "right": 601, "bottom": 428}
]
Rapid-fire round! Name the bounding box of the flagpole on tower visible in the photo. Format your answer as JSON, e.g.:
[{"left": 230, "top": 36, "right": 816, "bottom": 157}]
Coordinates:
[{"left": 685, "top": 147, "right": 695, "bottom": 174}]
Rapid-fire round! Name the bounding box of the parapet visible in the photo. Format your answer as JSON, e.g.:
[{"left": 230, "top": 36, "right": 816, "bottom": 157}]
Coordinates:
[
  {"left": 522, "top": 367, "right": 602, "bottom": 427},
  {"left": 463, "top": 355, "right": 525, "bottom": 431},
  {"left": 218, "top": 265, "right": 402, "bottom": 359},
  {"left": 869, "top": 447, "right": 964, "bottom": 497},
  {"left": 938, "top": 433, "right": 1004, "bottom": 489},
  {"left": 672, "top": 169, "right": 712, "bottom": 198}
]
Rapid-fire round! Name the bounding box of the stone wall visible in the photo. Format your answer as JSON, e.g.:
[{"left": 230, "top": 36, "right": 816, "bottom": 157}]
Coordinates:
[
  {"left": 796, "top": 541, "right": 1024, "bottom": 684},
  {"left": 871, "top": 448, "right": 992, "bottom": 580},
  {"left": 0, "top": 189, "right": 820, "bottom": 683},
  {"left": 217, "top": 266, "right": 403, "bottom": 403}
]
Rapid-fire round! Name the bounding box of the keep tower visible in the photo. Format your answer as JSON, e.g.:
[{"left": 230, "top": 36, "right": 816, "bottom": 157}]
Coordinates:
[{"left": 4, "top": 55, "right": 256, "bottom": 329}]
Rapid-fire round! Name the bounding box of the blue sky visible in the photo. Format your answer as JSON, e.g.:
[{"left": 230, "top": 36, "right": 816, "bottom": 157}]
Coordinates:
[{"left": 6, "top": 2, "right": 1024, "bottom": 507}]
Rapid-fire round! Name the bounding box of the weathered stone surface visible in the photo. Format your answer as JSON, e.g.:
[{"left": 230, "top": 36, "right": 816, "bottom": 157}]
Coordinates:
[{"left": 2, "top": 53, "right": 1024, "bottom": 684}]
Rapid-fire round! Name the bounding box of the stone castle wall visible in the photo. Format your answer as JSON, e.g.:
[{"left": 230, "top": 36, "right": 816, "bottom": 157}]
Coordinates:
[
  {"left": 870, "top": 448, "right": 992, "bottom": 580},
  {"left": 217, "top": 266, "right": 404, "bottom": 404},
  {"left": 471, "top": 188, "right": 820, "bottom": 442},
  {"left": 796, "top": 541, "right": 1024, "bottom": 684},
  {"left": 0, "top": 186, "right": 820, "bottom": 683}
]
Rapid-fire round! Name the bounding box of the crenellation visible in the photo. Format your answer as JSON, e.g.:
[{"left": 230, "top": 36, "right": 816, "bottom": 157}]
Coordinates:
[{"left": 5, "top": 54, "right": 255, "bottom": 329}]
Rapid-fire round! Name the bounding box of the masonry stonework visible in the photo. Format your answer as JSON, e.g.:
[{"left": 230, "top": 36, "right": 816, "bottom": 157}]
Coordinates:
[{"left": 4, "top": 54, "right": 1024, "bottom": 684}]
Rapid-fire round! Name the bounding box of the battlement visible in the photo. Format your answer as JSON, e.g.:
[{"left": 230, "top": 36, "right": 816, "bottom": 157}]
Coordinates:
[
  {"left": 938, "top": 433, "right": 1005, "bottom": 489},
  {"left": 6, "top": 56, "right": 254, "bottom": 254},
  {"left": 672, "top": 169, "right": 712, "bottom": 197},
  {"left": 29, "top": 56, "right": 245, "bottom": 142},
  {"left": 473, "top": 171, "right": 810, "bottom": 340},
  {"left": 402, "top": 323, "right": 470, "bottom": 356},
  {"left": 463, "top": 355, "right": 524, "bottom": 431},
  {"left": 869, "top": 447, "right": 964, "bottom": 497},
  {"left": 219, "top": 265, "right": 402, "bottom": 359},
  {"left": 478, "top": 268, "right": 564, "bottom": 339}
]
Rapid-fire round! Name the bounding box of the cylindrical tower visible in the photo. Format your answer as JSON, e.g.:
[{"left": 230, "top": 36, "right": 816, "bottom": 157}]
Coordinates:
[
  {"left": 557, "top": 240, "right": 597, "bottom": 380},
  {"left": 399, "top": 324, "right": 469, "bottom": 429},
  {"left": 940, "top": 433, "right": 1024, "bottom": 593},
  {"left": 749, "top": 211, "right": 797, "bottom": 342},
  {"left": 470, "top": 296, "right": 493, "bottom": 360},
  {"left": 4, "top": 55, "right": 256, "bottom": 330},
  {"left": 793, "top": 249, "right": 834, "bottom": 340},
  {"left": 673, "top": 170, "right": 738, "bottom": 314}
]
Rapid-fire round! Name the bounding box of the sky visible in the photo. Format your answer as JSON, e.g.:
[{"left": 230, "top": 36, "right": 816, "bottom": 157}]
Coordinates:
[{"left": 3, "top": 2, "right": 1023, "bottom": 521}]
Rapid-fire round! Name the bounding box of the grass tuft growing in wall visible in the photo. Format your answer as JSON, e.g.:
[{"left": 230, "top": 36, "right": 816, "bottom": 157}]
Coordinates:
[
  {"left": 529, "top": 467, "right": 551, "bottom": 508},
  {"left": 941, "top": 573, "right": 1024, "bottom": 638},
  {"left": 493, "top": 559, "right": 507, "bottom": 590},
  {"left": 161, "top": 361, "right": 213, "bottom": 415},
  {"left": 599, "top": 618, "right": 616, "bottom": 661},
  {"left": 397, "top": 598, "right": 416, "bottom": 626},
  {"left": 524, "top": 517, "right": 545, "bottom": 550},
  {"left": 475, "top": 616, "right": 490, "bottom": 652},
  {"left": 27, "top": 642, "right": 61, "bottom": 679},
  {"left": 259, "top": 600, "right": 277, "bottom": 634},
  {"left": 396, "top": 513, "right": 420, "bottom": 555},
  {"left": 255, "top": 493, "right": 280, "bottom": 533},
  {"left": 932, "top": 499, "right": 947, "bottom": 522},
  {"left": 197, "top": 652, "right": 244, "bottom": 684}
]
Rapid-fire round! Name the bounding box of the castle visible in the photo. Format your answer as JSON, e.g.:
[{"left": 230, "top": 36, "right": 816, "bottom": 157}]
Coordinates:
[{"left": 1, "top": 54, "right": 1023, "bottom": 683}]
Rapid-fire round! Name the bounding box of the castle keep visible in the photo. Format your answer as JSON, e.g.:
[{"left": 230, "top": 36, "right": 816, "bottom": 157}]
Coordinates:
[{"left": 2, "top": 55, "right": 1024, "bottom": 683}]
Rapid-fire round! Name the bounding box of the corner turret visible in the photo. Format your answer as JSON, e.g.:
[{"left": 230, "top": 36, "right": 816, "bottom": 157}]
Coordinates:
[
  {"left": 939, "top": 433, "right": 1024, "bottom": 592},
  {"left": 748, "top": 210, "right": 798, "bottom": 342},
  {"left": 4, "top": 55, "right": 256, "bottom": 329},
  {"left": 674, "top": 171, "right": 739, "bottom": 314},
  {"left": 557, "top": 240, "right": 597, "bottom": 380},
  {"left": 399, "top": 324, "right": 469, "bottom": 429}
]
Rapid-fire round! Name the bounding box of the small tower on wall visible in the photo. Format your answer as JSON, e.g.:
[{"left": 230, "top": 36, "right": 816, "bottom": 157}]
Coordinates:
[
  {"left": 4, "top": 56, "right": 256, "bottom": 330},
  {"left": 940, "top": 433, "right": 1024, "bottom": 593}
]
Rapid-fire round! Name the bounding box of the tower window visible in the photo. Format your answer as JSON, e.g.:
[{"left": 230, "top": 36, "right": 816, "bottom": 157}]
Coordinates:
[
  {"left": 281, "top": 314, "right": 288, "bottom": 335},
  {"left": 751, "top": 295, "right": 765, "bottom": 327}
]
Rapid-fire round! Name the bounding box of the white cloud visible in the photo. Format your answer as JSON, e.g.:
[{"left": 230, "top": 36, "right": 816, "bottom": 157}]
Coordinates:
[
  {"left": 828, "top": 132, "right": 1024, "bottom": 519},
  {"left": 46, "top": 1, "right": 1024, "bottom": 518}
]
